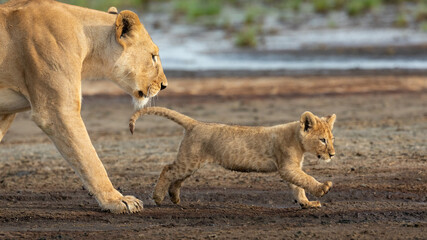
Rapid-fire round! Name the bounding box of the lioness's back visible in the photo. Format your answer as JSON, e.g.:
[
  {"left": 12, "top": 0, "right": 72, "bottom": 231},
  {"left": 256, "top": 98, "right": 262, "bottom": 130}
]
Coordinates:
[{"left": 1, "top": 0, "right": 50, "bottom": 11}]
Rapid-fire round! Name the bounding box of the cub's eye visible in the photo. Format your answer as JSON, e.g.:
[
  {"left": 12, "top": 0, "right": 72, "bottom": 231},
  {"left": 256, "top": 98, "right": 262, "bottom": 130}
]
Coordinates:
[
  {"left": 320, "top": 138, "right": 326, "bottom": 144},
  {"left": 152, "top": 55, "right": 157, "bottom": 63}
]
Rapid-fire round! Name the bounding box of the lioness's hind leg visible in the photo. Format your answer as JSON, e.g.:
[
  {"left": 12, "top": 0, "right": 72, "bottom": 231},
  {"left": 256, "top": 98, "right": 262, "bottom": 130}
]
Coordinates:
[
  {"left": 0, "top": 114, "right": 16, "bottom": 142},
  {"left": 289, "top": 183, "right": 321, "bottom": 208}
]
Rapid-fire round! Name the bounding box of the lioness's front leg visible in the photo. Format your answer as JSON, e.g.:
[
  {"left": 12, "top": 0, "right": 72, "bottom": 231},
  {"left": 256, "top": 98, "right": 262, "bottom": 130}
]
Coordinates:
[
  {"left": 31, "top": 110, "right": 142, "bottom": 213},
  {"left": 24, "top": 57, "right": 143, "bottom": 213},
  {"left": 0, "top": 114, "right": 16, "bottom": 142},
  {"left": 279, "top": 163, "right": 332, "bottom": 198}
]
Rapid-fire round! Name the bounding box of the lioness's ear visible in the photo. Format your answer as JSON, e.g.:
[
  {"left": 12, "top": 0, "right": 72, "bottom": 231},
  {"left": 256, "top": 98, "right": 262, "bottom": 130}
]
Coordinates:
[
  {"left": 300, "top": 111, "right": 317, "bottom": 132},
  {"left": 326, "top": 114, "right": 336, "bottom": 130},
  {"left": 115, "top": 10, "right": 142, "bottom": 48},
  {"left": 108, "top": 7, "right": 118, "bottom": 14}
]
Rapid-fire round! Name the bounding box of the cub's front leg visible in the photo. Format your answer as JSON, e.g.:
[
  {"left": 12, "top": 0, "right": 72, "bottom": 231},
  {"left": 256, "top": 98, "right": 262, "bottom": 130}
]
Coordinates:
[
  {"left": 288, "top": 183, "right": 321, "bottom": 208},
  {"left": 279, "top": 163, "right": 332, "bottom": 200}
]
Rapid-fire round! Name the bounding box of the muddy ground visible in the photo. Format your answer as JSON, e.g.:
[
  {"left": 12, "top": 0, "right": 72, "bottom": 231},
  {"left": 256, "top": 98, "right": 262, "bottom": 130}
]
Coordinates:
[{"left": 0, "top": 76, "right": 426, "bottom": 239}]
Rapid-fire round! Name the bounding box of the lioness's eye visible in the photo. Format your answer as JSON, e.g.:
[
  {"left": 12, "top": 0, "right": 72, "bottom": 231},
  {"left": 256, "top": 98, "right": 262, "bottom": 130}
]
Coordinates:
[
  {"left": 152, "top": 55, "right": 157, "bottom": 63},
  {"left": 320, "top": 138, "right": 326, "bottom": 143}
]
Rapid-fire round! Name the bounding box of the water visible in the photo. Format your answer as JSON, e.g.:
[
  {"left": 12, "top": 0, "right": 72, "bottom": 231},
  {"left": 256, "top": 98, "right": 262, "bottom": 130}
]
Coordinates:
[{"left": 144, "top": 17, "right": 427, "bottom": 76}]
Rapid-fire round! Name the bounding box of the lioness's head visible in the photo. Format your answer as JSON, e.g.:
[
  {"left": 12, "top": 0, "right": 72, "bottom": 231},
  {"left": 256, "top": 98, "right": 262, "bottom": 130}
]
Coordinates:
[
  {"left": 299, "top": 112, "right": 336, "bottom": 162},
  {"left": 109, "top": 10, "right": 167, "bottom": 109}
]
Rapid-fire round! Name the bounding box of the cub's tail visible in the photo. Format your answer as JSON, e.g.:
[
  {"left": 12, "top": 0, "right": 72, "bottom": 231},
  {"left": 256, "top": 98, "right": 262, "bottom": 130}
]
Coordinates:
[{"left": 129, "top": 107, "right": 198, "bottom": 134}]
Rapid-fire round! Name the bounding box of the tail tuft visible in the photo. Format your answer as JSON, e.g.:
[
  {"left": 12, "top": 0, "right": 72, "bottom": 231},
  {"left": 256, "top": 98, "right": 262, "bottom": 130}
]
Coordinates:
[{"left": 129, "top": 122, "right": 135, "bottom": 135}]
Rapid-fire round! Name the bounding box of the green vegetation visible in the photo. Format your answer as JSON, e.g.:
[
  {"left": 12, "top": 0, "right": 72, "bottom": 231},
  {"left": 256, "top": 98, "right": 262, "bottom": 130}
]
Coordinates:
[
  {"left": 244, "top": 6, "right": 264, "bottom": 25},
  {"left": 394, "top": 13, "right": 409, "bottom": 27},
  {"left": 312, "top": 0, "right": 347, "bottom": 13},
  {"left": 347, "top": 0, "right": 382, "bottom": 16},
  {"left": 313, "top": 0, "right": 333, "bottom": 13},
  {"left": 58, "top": 0, "right": 143, "bottom": 11},
  {"left": 283, "top": 0, "right": 302, "bottom": 12},
  {"left": 235, "top": 26, "right": 258, "bottom": 48},
  {"left": 173, "top": 0, "right": 221, "bottom": 22},
  {"left": 415, "top": 3, "right": 427, "bottom": 22},
  {"left": 420, "top": 21, "right": 427, "bottom": 31}
]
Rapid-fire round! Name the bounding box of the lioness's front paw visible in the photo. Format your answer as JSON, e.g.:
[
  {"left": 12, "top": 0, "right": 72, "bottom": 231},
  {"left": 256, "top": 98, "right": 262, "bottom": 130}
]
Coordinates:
[
  {"left": 314, "top": 181, "right": 333, "bottom": 197},
  {"left": 102, "top": 195, "right": 143, "bottom": 214},
  {"left": 300, "top": 200, "right": 322, "bottom": 209}
]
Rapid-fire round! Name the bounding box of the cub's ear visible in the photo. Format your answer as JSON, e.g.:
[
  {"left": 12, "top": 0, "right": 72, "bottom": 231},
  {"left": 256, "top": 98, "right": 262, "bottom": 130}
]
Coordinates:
[
  {"left": 108, "top": 7, "right": 118, "bottom": 14},
  {"left": 300, "top": 111, "right": 317, "bottom": 132},
  {"left": 115, "top": 10, "right": 142, "bottom": 48},
  {"left": 326, "top": 114, "right": 336, "bottom": 130}
]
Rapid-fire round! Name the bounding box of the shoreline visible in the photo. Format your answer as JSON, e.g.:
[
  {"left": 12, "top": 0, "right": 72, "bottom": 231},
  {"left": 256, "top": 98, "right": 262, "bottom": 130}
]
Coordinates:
[{"left": 82, "top": 75, "right": 427, "bottom": 97}]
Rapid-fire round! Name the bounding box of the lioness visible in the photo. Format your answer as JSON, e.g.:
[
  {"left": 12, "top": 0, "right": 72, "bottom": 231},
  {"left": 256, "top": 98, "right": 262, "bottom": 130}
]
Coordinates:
[
  {"left": 130, "top": 107, "right": 336, "bottom": 208},
  {"left": 0, "top": 0, "right": 167, "bottom": 213}
]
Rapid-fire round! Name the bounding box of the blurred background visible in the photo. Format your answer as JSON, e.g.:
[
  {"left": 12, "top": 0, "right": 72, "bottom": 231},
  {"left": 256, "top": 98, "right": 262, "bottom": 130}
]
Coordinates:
[{"left": 61, "top": 0, "right": 427, "bottom": 77}]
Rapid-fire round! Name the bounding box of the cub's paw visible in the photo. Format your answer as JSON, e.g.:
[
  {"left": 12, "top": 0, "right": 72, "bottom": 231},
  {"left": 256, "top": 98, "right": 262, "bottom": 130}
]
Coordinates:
[
  {"left": 300, "top": 200, "right": 322, "bottom": 209},
  {"left": 170, "top": 194, "right": 181, "bottom": 205},
  {"left": 169, "top": 192, "right": 181, "bottom": 204},
  {"left": 102, "top": 195, "right": 143, "bottom": 214},
  {"left": 153, "top": 192, "right": 165, "bottom": 206},
  {"left": 314, "top": 181, "right": 333, "bottom": 197},
  {"left": 169, "top": 188, "right": 181, "bottom": 205}
]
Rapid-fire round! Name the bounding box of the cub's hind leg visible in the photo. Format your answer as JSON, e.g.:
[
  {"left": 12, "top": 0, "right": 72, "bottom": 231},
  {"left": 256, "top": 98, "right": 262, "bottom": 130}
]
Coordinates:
[
  {"left": 288, "top": 183, "right": 321, "bottom": 208},
  {"left": 154, "top": 138, "right": 203, "bottom": 205},
  {"left": 168, "top": 178, "right": 185, "bottom": 204},
  {"left": 0, "top": 114, "right": 16, "bottom": 142},
  {"left": 154, "top": 151, "right": 202, "bottom": 205},
  {"left": 153, "top": 161, "right": 201, "bottom": 205},
  {"left": 167, "top": 158, "right": 202, "bottom": 205},
  {"left": 169, "top": 176, "right": 190, "bottom": 205},
  {"left": 153, "top": 163, "right": 174, "bottom": 205}
]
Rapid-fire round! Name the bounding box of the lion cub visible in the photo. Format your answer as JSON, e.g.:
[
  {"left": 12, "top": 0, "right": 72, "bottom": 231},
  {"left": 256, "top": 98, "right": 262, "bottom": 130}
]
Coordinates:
[{"left": 130, "top": 107, "right": 336, "bottom": 208}]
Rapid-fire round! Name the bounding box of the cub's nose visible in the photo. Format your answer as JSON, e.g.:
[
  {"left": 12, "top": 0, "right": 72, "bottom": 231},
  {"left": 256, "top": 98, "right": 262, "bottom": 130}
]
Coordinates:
[
  {"left": 329, "top": 153, "right": 335, "bottom": 158},
  {"left": 160, "top": 82, "right": 167, "bottom": 90}
]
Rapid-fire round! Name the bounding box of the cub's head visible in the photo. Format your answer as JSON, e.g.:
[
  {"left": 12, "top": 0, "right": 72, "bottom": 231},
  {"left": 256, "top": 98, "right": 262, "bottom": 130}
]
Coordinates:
[
  {"left": 299, "top": 112, "right": 336, "bottom": 162},
  {"left": 109, "top": 10, "right": 167, "bottom": 109}
]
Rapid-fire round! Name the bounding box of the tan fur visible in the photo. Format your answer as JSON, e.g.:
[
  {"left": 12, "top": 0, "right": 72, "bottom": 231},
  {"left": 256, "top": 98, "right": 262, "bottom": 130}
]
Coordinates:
[
  {"left": 0, "top": 0, "right": 168, "bottom": 213},
  {"left": 130, "top": 107, "right": 336, "bottom": 208}
]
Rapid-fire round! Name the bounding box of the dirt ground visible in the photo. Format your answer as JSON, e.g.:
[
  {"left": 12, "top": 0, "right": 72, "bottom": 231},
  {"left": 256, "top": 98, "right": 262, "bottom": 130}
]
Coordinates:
[{"left": 0, "top": 76, "right": 426, "bottom": 239}]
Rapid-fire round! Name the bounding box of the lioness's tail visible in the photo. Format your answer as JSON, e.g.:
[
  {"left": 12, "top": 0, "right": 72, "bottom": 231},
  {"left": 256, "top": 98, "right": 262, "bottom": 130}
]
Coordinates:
[{"left": 129, "top": 107, "right": 198, "bottom": 134}]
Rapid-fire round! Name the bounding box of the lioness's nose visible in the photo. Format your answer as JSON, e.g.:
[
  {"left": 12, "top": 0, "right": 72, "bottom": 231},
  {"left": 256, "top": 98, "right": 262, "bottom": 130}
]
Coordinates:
[
  {"left": 329, "top": 153, "right": 335, "bottom": 158},
  {"left": 160, "top": 82, "right": 167, "bottom": 90}
]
